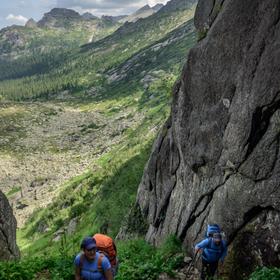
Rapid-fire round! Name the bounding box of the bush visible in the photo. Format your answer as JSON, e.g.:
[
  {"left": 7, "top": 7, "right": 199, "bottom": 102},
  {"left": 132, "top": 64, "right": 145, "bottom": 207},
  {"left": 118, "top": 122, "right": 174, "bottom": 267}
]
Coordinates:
[
  {"left": 69, "top": 203, "right": 88, "bottom": 219},
  {"left": 115, "top": 236, "right": 184, "bottom": 280},
  {"left": 248, "top": 267, "right": 280, "bottom": 280},
  {"left": 0, "top": 256, "right": 74, "bottom": 280}
]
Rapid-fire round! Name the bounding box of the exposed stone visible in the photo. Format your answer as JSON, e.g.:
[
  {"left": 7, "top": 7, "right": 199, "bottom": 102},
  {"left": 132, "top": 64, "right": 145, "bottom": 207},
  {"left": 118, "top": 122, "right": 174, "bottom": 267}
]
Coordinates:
[
  {"left": 15, "top": 201, "right": 28, "bottom": 210},
  {"left": 25, "top": 18, "right": 37, "bottom": 28},
  {"left": 53, "top": 228, "right": 65, "bottom": 242},
  {"left": 0, "top": 191, "right": 20, "bottom": 260},
  {"left": 67, "top": 217, "right": 78, "bottom": 235},
  {"left": 132, "top": 0, "right": 280, "bottom": 278}
]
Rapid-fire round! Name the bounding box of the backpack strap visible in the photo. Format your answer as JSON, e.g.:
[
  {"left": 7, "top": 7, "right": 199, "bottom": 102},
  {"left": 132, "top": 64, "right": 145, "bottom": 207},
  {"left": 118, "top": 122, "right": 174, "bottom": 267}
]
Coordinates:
[
  {"left": 206, "top": 237, "right": 212, "bottom": 248},
  {"left": 79, "top": 253, "right": 104, "bottom": 273},
  {"left": 79, "top": 253, "right": 85, "bottom": 270},
  {"left": 206, "top": 237, "right": 224, "bottom": 251},
  {"left": 98, "top": 254, "right": 104, "bottom": 273}
]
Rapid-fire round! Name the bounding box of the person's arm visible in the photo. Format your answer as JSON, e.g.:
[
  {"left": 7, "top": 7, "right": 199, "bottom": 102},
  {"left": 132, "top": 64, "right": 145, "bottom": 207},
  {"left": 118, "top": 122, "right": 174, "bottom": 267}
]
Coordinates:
[
  {"left": 195, "top": 239, "right": 209, "bottom": 253},
  {"left": 104, "top": 268, "right": 113, "bottom": 280},
  {"left": 75, "top": 266, "right": 82, "bottom": 280},
  {"left": 74, "top": 254, "right": 82, "bottom": 280},
  {"left": 102, "top": 255, "right": 113, "bottom": 280}
]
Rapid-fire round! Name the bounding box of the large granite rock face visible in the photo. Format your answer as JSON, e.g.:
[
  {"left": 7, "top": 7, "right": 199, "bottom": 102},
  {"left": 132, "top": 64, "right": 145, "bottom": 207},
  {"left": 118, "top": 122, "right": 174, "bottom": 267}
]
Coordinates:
[
  {"left": 0, "top": 191, "right": 20, "bottom": 260},
  {"left": 135, "top": 0, "right": 280, "bottom": 277}
]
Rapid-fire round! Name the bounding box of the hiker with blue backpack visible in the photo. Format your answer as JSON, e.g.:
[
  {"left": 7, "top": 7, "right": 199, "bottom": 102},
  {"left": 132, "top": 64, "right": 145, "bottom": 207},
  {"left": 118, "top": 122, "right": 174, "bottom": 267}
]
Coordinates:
[
  {"left": 74, "top": 236, "right": 113, "bottom": 280},
  {"left": 195, "top": 224, "right": 227, "bottom": 280}
]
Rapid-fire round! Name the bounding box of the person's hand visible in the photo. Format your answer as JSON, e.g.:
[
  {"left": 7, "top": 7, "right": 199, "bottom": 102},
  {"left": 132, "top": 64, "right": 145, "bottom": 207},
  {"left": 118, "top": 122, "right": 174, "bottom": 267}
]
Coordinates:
[{"left": 195, "top": 247, "right": 203, "bottom": 254}]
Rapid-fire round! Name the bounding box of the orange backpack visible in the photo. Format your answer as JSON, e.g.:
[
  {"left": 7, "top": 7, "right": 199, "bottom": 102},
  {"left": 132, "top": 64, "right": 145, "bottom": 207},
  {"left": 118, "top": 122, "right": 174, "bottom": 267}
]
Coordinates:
[{"left": 93, "top": 233, "right": 117, "bottom": 266}]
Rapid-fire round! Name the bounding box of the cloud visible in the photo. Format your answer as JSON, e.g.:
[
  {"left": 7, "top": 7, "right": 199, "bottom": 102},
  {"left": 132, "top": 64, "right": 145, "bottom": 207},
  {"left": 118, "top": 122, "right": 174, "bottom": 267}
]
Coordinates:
[
  {"left": 55, "top": 0, "right": 168, "bottom": 16},
  {"left": 56, "top": 0, "right": 167, "bottom": 10},
  {"left": 6, "top": 14, "right": 28, "bottom": 24}
]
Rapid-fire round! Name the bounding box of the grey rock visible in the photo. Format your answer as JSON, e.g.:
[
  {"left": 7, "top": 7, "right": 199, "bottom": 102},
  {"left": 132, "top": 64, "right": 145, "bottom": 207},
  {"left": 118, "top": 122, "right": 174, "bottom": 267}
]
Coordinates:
[
  {"left": 131, "top": 0, "right": 280, "bottom": 278},
  {"left": 37, "top": 220, "right": 49, "bottom": 233},
  {"left": 67, "top": 217, "right": 78, "bottom": 235},
  {"left": 53, "top": 228, "right": 65, "bottom": 242},
  {"left": 0, "top": 191, "right": 20, "bottom": 260},
  {"left": 16, "top": 201, "right": 28, "bottom": 210},
  {"left": 25, "top": 18, "right": 37, "bottom": 28},
  {"left": 184, "top": 256, "right": 192, "bottom": 263}
]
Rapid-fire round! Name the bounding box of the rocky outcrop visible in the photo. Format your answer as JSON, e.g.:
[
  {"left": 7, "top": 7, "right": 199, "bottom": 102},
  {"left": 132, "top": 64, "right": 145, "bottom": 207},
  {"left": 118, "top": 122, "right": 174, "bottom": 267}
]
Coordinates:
[
  {"left": 0, "top": 190, "right": 20, "bottom": 260},
  {"left": 25, "top": 18, "right": 37, "bottom": 28},
  {"left": 134, "top": 0, "right": 280, "bottom": 278}
]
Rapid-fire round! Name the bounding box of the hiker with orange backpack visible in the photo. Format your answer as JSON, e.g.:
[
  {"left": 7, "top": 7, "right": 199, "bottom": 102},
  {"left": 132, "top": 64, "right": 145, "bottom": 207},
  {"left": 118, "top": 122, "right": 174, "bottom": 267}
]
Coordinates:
[
  {"left": 93, "top": 233, "right": 118, "bottom": 277},
  {"left": 195, "top": 224, "right": 227, "bottom": 280},
  {"left": 74, "top": 236, "right": 113, "bottom": 280}
]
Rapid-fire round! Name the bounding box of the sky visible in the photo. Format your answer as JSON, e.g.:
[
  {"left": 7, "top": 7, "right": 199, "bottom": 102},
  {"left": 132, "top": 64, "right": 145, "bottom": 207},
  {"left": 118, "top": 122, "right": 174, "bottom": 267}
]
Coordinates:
[{"left": 0, "top": 0, "right": 169, "bottom": 29}]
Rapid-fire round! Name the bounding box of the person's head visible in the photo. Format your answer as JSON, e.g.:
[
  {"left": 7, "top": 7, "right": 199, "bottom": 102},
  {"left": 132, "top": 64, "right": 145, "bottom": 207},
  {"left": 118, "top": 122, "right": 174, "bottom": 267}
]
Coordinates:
[
  {"left": 81, "top": 236, "right": 97, "bottom": 260},
  {"left": 213, "top": 233, "right": 222, "bottom": 245}
]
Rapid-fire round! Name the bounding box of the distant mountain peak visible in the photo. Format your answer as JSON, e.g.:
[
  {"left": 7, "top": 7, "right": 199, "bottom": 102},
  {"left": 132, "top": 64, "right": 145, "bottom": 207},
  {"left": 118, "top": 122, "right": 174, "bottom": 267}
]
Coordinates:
[
  {"left": 82, "top": 12, "right": 97, "bottom": 20},
  {"left": 48, "top": 8, "right": 81, "bottom": 17},
  {"left": 25, "top": 18, "right": 37, "bottom": 28},
  {"left": 159, "top": 0, "right": 198, "bottom": 13},
  {"left": 37, "top": 8, "right": 82, "bottom": 28},
  {"left": 101, "top": 15, "right": 127, "bottom": 23},
  {"left": 136, "top": 4, "right": 151, "bottom": 13},
  {"left": 119, "top": 3, "right": 161, "bottom": 23},
  {"left": 152, "top": 4, "right": 164, "bottom": 12}
]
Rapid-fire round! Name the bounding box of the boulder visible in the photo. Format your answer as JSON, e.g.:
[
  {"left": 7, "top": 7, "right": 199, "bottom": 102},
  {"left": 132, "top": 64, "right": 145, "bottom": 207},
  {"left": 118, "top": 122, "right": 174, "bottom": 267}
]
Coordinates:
[{"left": 0, "top": 191, "right": 20, "bottom": 260}]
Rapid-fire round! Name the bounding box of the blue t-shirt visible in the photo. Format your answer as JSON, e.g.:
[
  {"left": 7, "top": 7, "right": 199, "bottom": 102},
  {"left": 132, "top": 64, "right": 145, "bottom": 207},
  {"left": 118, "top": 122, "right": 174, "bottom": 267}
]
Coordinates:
[
  {"left": 74, "top": 252, "right": 111, "bottom": 280},
  {"left": 195, "top": 238, "right": 227, "bottom": 263}
]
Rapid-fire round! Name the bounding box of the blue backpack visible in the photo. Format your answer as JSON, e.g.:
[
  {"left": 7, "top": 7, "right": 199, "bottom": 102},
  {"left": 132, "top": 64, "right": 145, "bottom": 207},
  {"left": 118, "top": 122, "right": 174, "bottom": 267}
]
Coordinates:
[
  {"left": 205, "top": 224, "right": 221, "bottom": 237},
  {"left": 205, "top": 224, "right": 225, "bottom": 252}
]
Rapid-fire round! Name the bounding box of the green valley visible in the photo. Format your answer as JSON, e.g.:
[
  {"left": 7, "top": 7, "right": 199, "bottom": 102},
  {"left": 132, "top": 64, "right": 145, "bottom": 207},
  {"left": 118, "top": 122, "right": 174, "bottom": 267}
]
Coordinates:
[{"left": 0, "top": 1, "right": 198, "bottom": 278}]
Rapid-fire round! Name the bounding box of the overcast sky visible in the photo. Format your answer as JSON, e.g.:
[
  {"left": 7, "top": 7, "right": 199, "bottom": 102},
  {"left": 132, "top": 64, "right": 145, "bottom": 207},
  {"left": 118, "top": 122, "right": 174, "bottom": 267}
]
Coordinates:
[{"left": 0, "top": 0, "right": 169, "bottom": 30}]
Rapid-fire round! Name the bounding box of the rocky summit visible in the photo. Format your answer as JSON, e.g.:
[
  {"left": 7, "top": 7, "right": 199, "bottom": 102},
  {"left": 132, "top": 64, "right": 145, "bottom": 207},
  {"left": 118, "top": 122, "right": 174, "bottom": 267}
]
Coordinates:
[
  {"left": 37, "top": 8, "right": 83, "bottom": 28},
  {"left": 133, "top": 0, "right": 280, "bottom": 278}
]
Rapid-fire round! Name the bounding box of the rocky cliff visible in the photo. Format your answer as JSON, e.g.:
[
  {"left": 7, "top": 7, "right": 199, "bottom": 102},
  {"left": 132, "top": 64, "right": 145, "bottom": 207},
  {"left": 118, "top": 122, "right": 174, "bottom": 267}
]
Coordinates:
[
  {"left": 0, "top": 190, "right": 20, "bottom": 260},
  {"left": 134, "top": 0, "right": 280, "bottom": 278}
]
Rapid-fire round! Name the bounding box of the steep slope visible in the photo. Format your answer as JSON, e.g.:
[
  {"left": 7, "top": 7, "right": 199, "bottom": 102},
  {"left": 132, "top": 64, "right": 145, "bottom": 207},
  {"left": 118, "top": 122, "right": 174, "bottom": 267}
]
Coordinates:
[
  {"left": 0, "top": 0, "right": 197, "bottom": 231},
  {"left": 0, "top": 15, "right": 196, "bottom": 230},
  {"left": 131, "top": 0, "right": 280, "bottom": 278}
]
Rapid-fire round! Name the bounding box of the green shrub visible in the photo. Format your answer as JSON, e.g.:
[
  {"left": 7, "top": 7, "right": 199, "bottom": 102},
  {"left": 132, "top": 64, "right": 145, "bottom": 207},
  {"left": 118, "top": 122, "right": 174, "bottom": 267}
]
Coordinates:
[
  {"left": 0, "top": 256, "right": 75, "bottom": 280},
  {"left": 6, "top": 186, "right": 21, "bottom": 197},
  {"left": 248, "top": 267, "right": 280, "bottom": 280},
  {"left": 197, "top": 29, "right": 208, "bottom": 41},
  {"left": 115, "top": 236, "right": 184, "bottom": 280},
  {"left": 69, "top": 203, "right": 88, "bottom": 219}
]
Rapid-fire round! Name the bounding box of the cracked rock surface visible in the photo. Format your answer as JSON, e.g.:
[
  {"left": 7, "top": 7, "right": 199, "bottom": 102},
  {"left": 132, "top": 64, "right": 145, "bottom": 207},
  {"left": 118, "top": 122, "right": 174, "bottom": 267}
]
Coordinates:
[
  {"left": 0, "top": 190, "right": 20, "bottom": 260},
  {"left": 133, "top": 0, "right": 280, "bottom": 278}
]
